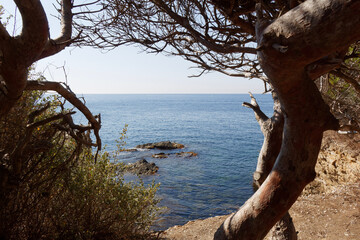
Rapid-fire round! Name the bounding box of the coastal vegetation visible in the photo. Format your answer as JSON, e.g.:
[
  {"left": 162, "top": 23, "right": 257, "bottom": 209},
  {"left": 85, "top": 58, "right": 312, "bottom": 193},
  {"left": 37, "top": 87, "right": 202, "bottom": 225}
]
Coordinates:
[
  {"left": 0, "top": 89, "right": 161, "bottom": 239},
  {"left": 0, "top": 54, "right": 161, "bottom": 239},
  {"left": 0, "top": 1, "right": 359, "bottom": 240}
]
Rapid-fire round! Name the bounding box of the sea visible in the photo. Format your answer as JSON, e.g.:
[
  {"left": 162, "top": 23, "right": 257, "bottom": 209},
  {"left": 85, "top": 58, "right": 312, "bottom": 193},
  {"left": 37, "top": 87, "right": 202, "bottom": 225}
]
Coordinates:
[{"left": 74, "top": 94, "right": 274, "bottom": 230}]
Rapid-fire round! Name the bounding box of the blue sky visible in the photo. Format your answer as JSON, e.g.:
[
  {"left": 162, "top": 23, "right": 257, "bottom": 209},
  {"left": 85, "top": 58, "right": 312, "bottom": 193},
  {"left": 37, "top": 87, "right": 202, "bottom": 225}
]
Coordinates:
[{"left": 2, "top": 0, "right": 265, "bottom": 94}]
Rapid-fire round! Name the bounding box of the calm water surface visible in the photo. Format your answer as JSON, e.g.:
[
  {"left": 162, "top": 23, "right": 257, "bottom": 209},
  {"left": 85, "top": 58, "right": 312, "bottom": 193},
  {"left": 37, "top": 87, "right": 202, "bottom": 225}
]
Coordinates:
[{"left": 75, "top": 94, "right": 274, "bottom": 229}]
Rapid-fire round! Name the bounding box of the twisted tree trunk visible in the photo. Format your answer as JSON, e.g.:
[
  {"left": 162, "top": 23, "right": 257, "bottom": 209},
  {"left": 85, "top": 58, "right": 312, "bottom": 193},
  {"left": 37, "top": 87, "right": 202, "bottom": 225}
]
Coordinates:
[
  {"left": 214, "top": 0, "right": 360, "bottom": 238},
  {"left": 215, "top": 70, "right": 337, "bottom": 240},
  {"left": 243, "top": 92, "right": 283, "bottom": 189},
  {"left": 0, "top": 0, "right": 74, "bottom": 117}
]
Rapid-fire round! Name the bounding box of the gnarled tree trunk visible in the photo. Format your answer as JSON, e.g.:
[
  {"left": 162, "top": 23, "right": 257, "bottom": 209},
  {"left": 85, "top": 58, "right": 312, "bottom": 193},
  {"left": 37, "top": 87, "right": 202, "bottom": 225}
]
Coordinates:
[
  {"left": 0, "top": 0, "right": 74, "bottom": 117},
  {"left": 215, "top": 67, "right": 337, "bottom": 240},
  {"left": 243, "top": 91, "right": 283, "bottom": 189},
  {"left": 215, "top": 0, "right": 360, "bottom": 239}
]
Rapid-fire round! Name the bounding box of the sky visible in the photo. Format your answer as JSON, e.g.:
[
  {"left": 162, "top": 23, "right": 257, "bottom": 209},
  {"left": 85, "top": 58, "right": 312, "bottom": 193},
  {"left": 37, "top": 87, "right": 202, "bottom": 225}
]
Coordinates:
[{"left": 2, "top": 0, "right": 265, "bottom": 94}]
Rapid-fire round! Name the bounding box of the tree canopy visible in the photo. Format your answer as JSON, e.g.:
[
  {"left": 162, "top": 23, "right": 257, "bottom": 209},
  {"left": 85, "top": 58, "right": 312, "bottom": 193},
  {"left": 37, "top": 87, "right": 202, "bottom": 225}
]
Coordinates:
[
  {"left": 79, "top": 1, "right": 359, "bottom": 89},
  {"left": 77, "top": 0, "right": 360, "bottom": 130}
]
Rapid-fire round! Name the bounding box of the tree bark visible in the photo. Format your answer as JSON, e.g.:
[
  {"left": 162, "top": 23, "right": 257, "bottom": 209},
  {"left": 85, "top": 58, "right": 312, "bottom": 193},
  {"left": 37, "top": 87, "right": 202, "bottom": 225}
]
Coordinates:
[
  {"left": 214, "top": 0, "right": 360, "bottom": 239},
  {"left": 215, "top": 72, "right": 336, "bottom": 240},
  {"left": 243, "top": 92, "right": 283, "bottom": 189},
  {"left": 0, "top": 0, "right": 74, "bottom": 117},
  {"left": 267, "top": 212, "right": 297, "bottom": 240},
  {"left": 244, "top": 92, "right": 297, "bottom": 240}
]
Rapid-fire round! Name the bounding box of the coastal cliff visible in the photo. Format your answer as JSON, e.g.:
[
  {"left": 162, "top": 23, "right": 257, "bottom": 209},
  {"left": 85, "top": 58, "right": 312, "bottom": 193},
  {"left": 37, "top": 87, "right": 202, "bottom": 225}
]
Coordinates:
[{"left": 303, "top": 131, "right": 360, "bottom": 194}]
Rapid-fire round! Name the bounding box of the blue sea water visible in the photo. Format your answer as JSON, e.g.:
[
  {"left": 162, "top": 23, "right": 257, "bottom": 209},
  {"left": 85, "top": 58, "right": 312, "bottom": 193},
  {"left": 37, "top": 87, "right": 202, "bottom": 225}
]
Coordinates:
[{"left": 75, "top": 94, "right": 274, "bottom": 230}]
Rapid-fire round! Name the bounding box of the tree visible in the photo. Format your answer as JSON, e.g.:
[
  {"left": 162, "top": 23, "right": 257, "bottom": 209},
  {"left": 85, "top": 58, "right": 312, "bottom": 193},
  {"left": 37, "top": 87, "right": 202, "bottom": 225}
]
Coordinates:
[
  {"left": 242, "top": 91, "right": 298, "bottom": 240},
  {"left": 0, "top": 0, "right": 102, "bottom": 165},
  {"left": 0, "top": 2, "right": 105, "bottom": 236},
  {"left": 0, "top": 2, "right": 163, "bottom": 237},
  {"left": 0, "top": 1, "right": 102, "bottom": 143},
  {"left": 75, "top": 0, "right": 360, "bottom": 239}
]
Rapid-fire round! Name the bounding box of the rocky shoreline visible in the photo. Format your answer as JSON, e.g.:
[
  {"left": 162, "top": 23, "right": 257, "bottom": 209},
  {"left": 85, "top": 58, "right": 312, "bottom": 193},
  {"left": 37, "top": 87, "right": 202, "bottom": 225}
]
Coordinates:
[{"left": 160, "top": 131, "right": 360, "bottom": 240}]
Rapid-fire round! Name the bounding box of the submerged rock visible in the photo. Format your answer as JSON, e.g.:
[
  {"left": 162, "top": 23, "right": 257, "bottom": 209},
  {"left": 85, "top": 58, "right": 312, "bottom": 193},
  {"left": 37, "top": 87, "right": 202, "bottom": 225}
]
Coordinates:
[
  {"left": 125, "top": 159, "right": 159, "bottom": 175},
  {"left": 152, "top": 153, "right": 169, "bottom": 158},
  {"left": 175, "top": 152, "right": 198, "bottom": 158},
  {"left": 122, "top": 148, "right": 138, "bottom": 152},
  {"left": 136, "top": 141, "right": 185, "bottom": 150}
]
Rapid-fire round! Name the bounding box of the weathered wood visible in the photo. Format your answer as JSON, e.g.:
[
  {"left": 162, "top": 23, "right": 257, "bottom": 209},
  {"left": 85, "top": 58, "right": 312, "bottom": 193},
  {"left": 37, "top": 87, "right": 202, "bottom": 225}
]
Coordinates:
[{"left": 244, "top": 91, "right": 297, "bottom": 240}]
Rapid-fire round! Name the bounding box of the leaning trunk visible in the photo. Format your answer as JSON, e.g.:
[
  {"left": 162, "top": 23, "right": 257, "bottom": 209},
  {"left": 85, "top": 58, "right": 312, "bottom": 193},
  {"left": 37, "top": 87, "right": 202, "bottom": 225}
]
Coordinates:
[
  {"left": 213, "top": 0, "right": 360, "bottom": 238},
  {"left": 245, "top": 92, "right": 297, "bottom": 240},
  {"left": 215, "top": 69, "right": 337, "bottom": 240},
  {"left": 250, "top": 91, "right": 283, "bottom": 189}
]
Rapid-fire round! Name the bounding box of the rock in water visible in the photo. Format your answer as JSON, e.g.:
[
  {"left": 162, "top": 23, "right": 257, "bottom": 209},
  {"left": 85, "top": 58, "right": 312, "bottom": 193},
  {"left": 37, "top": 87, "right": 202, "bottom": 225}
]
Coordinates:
[
  {"left": 125, "top": 159, "right": 159, "bottom": 175},
  {"left": 152, "top": 151, "right": 198, "bottom": 158},
  {"left": 175, "top": 152, "right": 198, "bottom": 158},
  {"left": 152, "top": 153, "right": 169, "bottom": 158},
  {"left": 136, "top": 141, "right": 185, "bottom": 150}
]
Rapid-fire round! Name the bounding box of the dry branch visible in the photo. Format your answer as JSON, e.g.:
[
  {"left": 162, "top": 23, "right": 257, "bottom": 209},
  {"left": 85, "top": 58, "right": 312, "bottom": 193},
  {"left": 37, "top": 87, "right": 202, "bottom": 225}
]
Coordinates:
[
  {"left": 25, "top": 80, "right": 101, "bottom": 153},
  {"left": 242, "top": 92, "right": 268, "bottom": 124}
]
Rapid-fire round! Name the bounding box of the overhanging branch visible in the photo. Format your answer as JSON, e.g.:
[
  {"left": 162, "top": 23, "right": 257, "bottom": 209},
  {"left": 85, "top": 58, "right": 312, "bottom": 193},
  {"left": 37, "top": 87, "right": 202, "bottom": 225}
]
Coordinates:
[{"left": 25, "top": 80, "right": 101, "bottom": 154}]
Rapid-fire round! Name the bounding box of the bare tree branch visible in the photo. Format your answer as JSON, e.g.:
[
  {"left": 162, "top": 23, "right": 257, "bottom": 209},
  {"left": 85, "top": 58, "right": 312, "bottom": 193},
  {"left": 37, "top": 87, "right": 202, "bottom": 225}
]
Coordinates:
[
  {"left": 242, "top": 92, "right": 269, "bottom": 124},
  {"left": 25, "top": 80, "right": 101, "bottom": 152},
  {"left": 11, "top": 109, "right": 76, "bottom": 175},
  {"left": 153, "top": 0, "right": 256, "bottom": 54},
  {"left": 210, "top": 0, "right": 256, "bottom": 34},
  {"left": 73, "top": 0, "right": 101, "bottom": 8},
  {"left": 27, "top": 111, "right": 76, "bottom": 130},
  {"left": 53, "top": 123, "right": 97, "bottom": 147},
  {"left": 28, "top": 102, "right": 51, "bottom": 123},
  {"left": 73, "top": 0, "right": 259, "bottom": 78}
]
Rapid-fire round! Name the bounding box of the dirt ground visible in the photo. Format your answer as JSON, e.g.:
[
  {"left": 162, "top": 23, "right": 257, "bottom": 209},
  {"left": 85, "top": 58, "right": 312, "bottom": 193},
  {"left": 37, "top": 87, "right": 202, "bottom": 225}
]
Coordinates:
[
  {"left": 160, "top": 183, "right": 360, "bottom": 240},
  {"left": 289, "top": 183, "right": 360, "bottom": 240}
]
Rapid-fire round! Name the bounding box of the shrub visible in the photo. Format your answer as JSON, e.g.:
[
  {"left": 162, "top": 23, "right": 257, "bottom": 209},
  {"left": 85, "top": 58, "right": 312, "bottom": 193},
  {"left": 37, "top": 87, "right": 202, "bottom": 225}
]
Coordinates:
[
  {"left": 0, "top": 89, "right": 160, "bottom": 240},
  {"left": 49, "top": 149, "right": 160, "bottom": 240}
]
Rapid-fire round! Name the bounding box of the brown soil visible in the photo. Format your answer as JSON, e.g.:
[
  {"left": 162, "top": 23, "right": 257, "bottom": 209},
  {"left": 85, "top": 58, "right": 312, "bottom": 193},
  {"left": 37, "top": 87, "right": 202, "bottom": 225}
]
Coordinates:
[
  {"left": 160, "top": 183, "right": 360, "bottom": 240},
  {"left": 289, "top": 183, "right": 360, "bottom": 240},
  {"left": 159, "top": 131, "right": 360, "bottom": 240}
]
